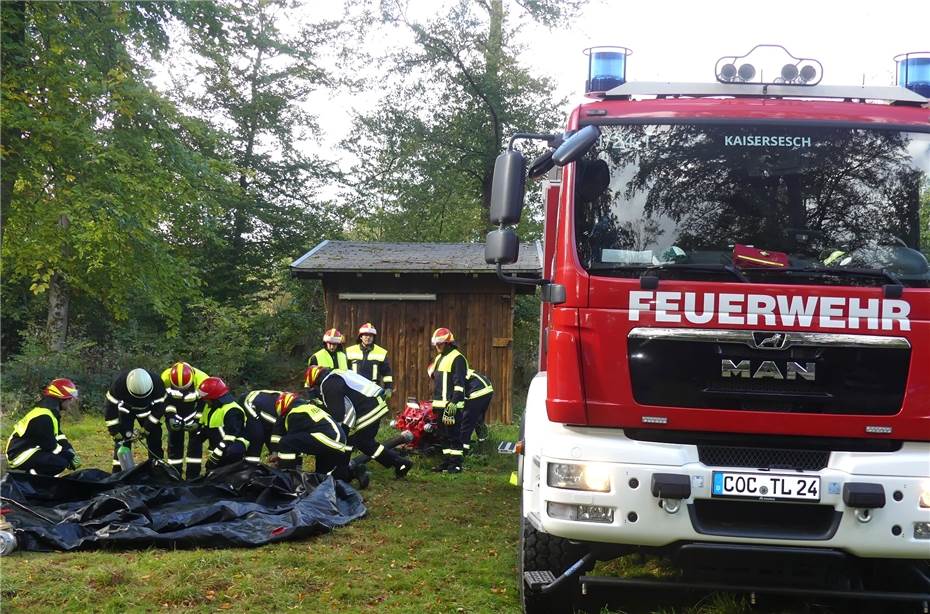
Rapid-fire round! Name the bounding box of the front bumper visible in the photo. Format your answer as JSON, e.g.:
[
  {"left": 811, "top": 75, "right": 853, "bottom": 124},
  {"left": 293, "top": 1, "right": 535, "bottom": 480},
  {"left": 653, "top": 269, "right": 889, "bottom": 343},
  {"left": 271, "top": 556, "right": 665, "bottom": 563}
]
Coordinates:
[{"left": 523, "top": 427, "right": 930, "bottom": 560}]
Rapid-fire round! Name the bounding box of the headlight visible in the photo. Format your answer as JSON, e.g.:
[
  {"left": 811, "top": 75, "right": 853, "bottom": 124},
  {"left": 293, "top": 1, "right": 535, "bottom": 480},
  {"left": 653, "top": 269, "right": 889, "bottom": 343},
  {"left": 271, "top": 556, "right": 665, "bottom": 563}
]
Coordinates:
[
  {"left": 547, "top": 462, "right": 611, "bottom": 492},
  {"left": 919, "top": 484, "right": 930, "bottom": 509}
]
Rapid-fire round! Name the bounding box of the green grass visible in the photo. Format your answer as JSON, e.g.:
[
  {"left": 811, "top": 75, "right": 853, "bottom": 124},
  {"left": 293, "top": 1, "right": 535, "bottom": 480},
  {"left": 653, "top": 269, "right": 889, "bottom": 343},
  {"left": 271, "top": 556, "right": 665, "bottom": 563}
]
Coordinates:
[
  {"left": 1, "top": 414, "right": 524, "bottom": 613},
  {"left": 0, "top": 413, "right": 847, "bottom": 613}
]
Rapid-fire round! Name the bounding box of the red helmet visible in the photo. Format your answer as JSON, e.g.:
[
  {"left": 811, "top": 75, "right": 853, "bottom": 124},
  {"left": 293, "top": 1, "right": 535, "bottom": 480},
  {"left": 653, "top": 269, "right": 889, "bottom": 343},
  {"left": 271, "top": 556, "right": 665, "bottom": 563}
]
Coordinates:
[
  {"left": 44, "top": 378, "right": 78, "bottom": 400},
  {"left": 431, "top": 327, "right": 454, "bottom": 346},
  {"left": 275, "top": 392, "right": 298, "bottom": 416},
  {"left": 168, "top": 362, "right": 194, "bottom": 389},
  {"left": 358, "top": 322, "right": 377, "bottom": 336},
  {"left": 304, "top": 365, "right": 328, "bottom": 388},
  {"left": 322, "top": 328, "right": 344, "bottom": 344},
  {"left": 198, "top": 376, "right": 229, "bottom": 401}
]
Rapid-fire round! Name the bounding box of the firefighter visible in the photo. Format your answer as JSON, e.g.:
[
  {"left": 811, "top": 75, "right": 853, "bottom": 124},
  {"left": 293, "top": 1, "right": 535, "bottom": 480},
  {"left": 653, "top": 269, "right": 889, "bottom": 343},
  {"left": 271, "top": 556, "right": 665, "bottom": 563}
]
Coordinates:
[
  {"left": 268, "top": 391, "right": 358, "bottom": 484},
  {"left": 104, "top": 368, "right": 167, "bottom": 473},
  {"left": 460, "top": 369, "right": 494, "bottom": 455},
  {"left": 238, "top": 388, "right": 286, "bottom": 463},
  {"left": 428, "top": 327, "right": 469, "bottom": 473},
  {"left": 160, "top": 361, "right": 210, "bottom": 478},
  {"left": 308, "top": 328, "right": 349, "bottom": 370},
  {"left": 197, "top": 377, "right": 251, "bottom": 470},
  {"left": 345, "top": 323, "right": 394, "bottom": 400},
  {"left": 304, "top": 365, "right": 413, "bottom": 479},
  {"left": 5, "top": 379, "right": 82, "bottom": 476}
]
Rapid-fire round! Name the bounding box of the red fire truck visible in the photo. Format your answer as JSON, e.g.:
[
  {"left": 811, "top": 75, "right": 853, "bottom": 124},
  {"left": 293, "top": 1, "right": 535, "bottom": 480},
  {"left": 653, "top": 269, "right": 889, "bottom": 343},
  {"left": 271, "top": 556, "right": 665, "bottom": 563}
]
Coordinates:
[{"left": 486, "top": 46, "right": 930, "bottom": 613}]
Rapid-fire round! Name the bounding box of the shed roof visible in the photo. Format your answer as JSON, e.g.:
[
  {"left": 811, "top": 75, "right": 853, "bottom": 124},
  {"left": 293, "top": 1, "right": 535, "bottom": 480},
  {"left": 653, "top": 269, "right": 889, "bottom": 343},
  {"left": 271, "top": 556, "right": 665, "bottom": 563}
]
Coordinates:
[{"left": 291, "top": 240, "right": 541, "bottom": 276}]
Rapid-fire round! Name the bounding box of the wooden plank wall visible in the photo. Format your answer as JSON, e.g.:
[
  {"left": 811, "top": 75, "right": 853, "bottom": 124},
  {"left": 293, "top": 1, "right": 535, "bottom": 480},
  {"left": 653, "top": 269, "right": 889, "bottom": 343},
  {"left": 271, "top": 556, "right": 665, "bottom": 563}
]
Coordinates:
[{"left": 321, "top": 274, "right": 515, "bottom": 423}]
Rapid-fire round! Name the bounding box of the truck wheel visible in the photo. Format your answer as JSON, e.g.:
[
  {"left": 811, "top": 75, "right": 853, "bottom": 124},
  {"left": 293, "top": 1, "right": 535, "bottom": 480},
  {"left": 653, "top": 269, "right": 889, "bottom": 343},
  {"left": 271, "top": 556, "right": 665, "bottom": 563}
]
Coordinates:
[{"left": 519, "top": 517, "right": 589, "bottom": 614}]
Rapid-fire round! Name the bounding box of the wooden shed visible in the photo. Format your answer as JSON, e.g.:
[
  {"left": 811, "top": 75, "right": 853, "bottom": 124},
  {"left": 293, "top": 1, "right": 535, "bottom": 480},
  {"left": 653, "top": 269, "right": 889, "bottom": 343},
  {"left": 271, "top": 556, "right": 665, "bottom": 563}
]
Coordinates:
[{"left": 290, "top": 241, "right": 540, "bottom": 424}]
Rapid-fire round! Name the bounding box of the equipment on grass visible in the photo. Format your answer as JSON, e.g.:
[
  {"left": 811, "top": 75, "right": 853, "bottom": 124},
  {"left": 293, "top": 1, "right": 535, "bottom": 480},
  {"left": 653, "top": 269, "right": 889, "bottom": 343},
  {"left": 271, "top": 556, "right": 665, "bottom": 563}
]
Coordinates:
[{"left": 390, "top": 398, "right": 444, "bottom": 454}]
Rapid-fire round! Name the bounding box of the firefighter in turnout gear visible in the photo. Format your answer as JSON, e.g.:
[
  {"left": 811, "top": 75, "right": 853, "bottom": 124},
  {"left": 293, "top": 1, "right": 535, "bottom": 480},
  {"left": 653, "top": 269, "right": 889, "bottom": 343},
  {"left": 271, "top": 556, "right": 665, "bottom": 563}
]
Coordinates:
[
  {"left": 304, "top": 365, "right": 413, "bottom": 480},
  {"left": 268, "top": 392, "right": 355, "bottom": 483},
  {"left": 160, "top": 361, "right": 210, "bottom": 478},
  {"left": 197, "top": 377, "right": 251, "bottom": 470},
  {"left": 308, "top": 328, "right": 349, "bottom": 370},
  {"left": 5, "top": 379, "right": 82, "bottom": 476},
  {"left": 428, "top": 327, "right": 468, "bottom": 473},
  {"left": 104, "top": 368, "right": 167, "bottom": 473},
  {"left": 460, "top": 370, "right": 494, "bottom": 455},
  {"left": 346, "top": 323, "right": 394, "bottom": 399},
  {"left": 238, "top": 389, "right": 285, "bottom": 464}
]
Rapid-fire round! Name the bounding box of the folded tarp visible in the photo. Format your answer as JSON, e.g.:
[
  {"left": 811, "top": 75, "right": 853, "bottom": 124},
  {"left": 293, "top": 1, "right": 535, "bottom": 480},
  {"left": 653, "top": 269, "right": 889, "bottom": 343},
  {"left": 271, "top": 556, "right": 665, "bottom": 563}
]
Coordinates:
[{"left": 0, "top": 461, "right": 366, "bottom": 551}]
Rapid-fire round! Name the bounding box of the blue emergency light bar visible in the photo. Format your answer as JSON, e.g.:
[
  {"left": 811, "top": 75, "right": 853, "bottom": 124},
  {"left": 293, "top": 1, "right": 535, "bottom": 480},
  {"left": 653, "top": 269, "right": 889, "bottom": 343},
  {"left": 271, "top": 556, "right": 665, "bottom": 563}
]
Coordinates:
[
  {"left": 584, "top": 46, "right": 631, "bottom": 96},
  {"left": 895, "top": 52, "right": 930, "bottom": 98}
]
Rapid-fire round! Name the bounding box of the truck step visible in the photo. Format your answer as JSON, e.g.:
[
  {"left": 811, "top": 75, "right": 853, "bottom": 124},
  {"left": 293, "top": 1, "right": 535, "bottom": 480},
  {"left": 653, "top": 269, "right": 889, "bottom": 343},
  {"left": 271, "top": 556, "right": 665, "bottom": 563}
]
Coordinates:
[
  {"left": 498, "top": 441, "right": 517, "bottom": 455},
  {"left": 524, "top": 570, "right": 557, "bottom": 590}
]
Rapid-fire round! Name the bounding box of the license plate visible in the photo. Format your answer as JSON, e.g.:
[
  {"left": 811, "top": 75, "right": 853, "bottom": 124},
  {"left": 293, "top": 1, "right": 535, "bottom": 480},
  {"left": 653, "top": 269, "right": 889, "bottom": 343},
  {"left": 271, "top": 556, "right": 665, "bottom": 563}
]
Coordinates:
[{"left": 711, "top": 471, "right": 820, "bottom": 501}]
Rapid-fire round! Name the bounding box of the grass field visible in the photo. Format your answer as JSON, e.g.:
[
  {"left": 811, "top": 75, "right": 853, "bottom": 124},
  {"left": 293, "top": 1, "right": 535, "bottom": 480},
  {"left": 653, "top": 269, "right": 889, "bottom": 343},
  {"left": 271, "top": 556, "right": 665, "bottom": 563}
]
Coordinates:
[{"left": 0, "top": 413, "right": 855, "bottom": 613}]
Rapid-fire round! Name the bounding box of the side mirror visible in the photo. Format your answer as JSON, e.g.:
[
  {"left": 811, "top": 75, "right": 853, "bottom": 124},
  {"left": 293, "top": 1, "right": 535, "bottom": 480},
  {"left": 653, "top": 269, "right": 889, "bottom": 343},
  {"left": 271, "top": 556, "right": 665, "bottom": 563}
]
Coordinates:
[
  {"left": 489, "top": 150, "right": 526, "bottom": 225},
  {"left": 485, "top": 228, "right": 519, "bottom": 265},
  {"left": 552, "top": 125, "right": 601, "bottom": 167}
]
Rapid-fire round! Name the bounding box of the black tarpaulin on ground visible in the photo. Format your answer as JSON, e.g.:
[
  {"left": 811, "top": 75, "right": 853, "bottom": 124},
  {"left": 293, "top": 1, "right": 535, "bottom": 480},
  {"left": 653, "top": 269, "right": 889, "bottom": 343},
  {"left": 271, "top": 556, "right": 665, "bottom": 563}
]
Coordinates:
[{"left": 0, "top": 461, "right": 366, "bottom": 551}]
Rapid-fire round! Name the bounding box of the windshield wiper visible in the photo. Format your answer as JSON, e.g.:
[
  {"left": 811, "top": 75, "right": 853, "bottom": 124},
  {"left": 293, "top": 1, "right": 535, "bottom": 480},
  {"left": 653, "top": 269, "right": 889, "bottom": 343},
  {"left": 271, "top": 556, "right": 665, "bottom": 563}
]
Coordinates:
[
  {"left": 775, "top": 266, "right": 904, "bottom": 297},
  {"left": 639, "top": 263, "right": 749, "bottom": 289}
]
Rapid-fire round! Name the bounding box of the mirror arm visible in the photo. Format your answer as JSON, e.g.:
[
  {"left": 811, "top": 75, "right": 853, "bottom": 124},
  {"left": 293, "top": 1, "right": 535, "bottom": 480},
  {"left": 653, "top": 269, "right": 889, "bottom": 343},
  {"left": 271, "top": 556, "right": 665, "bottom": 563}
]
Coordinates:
[
  {"left": 496, "top": 262, "right": 549, "bottom": 286},
  {"left": 508, "top": 133, "right": 560, "bottom": 150}
]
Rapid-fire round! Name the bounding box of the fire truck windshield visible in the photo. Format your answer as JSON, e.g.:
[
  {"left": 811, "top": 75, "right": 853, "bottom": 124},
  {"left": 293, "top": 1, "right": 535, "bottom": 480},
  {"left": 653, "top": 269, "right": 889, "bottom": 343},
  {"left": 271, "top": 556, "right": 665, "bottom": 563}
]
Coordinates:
[{"left": 574, "top": 124, "right": 930, "bottom": 285}]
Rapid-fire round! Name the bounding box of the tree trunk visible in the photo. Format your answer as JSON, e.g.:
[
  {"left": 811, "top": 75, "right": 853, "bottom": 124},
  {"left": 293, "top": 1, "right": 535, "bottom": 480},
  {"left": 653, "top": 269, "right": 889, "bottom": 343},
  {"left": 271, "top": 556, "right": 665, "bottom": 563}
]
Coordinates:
[
  {"left": 46, "top": 214, "right": 71, "bottom": 351},
  {"left": 46, "top": 272, "right": 70, "bottom": 351}
]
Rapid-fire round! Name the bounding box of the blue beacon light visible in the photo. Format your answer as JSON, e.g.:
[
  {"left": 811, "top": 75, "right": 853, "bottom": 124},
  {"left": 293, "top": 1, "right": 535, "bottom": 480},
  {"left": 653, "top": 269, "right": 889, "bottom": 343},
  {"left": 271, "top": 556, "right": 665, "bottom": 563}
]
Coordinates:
[
  {"left": 895, "top": 52, "right": 930, "bottom": 98},
  {"left": 584, "top": 46, "right": 632, "bottom": 96}
]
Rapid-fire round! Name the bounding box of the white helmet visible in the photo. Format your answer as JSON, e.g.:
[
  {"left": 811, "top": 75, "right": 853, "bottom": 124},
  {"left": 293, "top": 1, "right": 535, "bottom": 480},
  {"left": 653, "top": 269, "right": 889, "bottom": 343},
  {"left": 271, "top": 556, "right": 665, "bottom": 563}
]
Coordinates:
[{"left": 127, "top": 368, "right": 154, "bottom": 398}]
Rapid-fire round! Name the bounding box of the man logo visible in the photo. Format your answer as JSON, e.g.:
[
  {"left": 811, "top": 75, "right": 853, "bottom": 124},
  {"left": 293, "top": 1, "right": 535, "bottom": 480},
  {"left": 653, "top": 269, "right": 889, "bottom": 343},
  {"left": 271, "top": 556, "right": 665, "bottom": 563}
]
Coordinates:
[{"left": 752, "top": 331, "right": 789, "bottom": 350}]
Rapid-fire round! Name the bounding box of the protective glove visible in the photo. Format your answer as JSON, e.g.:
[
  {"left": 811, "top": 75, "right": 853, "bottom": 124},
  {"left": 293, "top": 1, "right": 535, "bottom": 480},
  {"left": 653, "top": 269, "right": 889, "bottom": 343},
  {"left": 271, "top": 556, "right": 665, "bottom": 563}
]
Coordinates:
[
  {"left": 384, "top": 388, "right": 393, "bottom": 401},
  {"left": 69, "top": 453, "right": 82, "bottom": 470},
  {"left": 442, "top": 403, "right": 459, "bottom": 426},
  {"left": 183, "top": 415, "right": 201, "bottom": 432},
  {"left": 208, "top": 447, "right": 223, "bottom": 466},
  {"left": 166, "top": 414, "right": 184, "bottom": 432}
]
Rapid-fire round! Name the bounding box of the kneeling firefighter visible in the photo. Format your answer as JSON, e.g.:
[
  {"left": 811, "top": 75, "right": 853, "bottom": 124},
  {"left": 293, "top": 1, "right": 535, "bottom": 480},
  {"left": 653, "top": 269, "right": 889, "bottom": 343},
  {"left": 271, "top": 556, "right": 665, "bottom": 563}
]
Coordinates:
[
  {"left": 161, "top": 361, "right": 210, "bottom": 478},
  {"left": 269, "top": 392, "right": 355, "bottom": 482},
  {"left": 304, "top": 365, "right": 413, "bottom": 479},
  {"left": 5, "top": 379, "right": 82, "bottom": 476},
  {"left": 238, "top": 389, "right": 284, "bottom": 463},
  {"left": 197, "top": 377, "right": 251, "bottom": 470}
]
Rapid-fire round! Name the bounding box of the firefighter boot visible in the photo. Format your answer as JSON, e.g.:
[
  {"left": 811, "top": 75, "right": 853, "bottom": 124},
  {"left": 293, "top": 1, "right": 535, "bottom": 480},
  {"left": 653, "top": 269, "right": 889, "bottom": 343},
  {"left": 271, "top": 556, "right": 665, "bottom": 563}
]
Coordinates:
[
  {"left": 352, "top": 462, "right": 371, "bottom": 489},
  {"left": 379, "top": 448, "right": 413, "bottom": 479}
]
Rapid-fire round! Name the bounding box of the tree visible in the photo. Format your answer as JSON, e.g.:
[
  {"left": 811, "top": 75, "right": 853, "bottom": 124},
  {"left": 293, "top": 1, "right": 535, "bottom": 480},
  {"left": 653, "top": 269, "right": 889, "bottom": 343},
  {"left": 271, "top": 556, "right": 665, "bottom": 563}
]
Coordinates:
[
  {"left": 175, "top": 0, "right": 357, "bottom": 304},
  {"left": 341, "top": 0, "right": 585, "bottom": 243},
  {"left": 1, "top": 1, "right": 226, "bottom": 350}
]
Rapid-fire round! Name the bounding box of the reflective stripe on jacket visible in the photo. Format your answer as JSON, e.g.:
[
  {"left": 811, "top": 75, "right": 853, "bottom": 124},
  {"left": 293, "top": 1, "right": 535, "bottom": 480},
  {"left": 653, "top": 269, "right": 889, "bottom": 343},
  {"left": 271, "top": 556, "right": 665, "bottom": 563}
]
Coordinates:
[
  {"left": 309, "top": 348, "right": 348, "bottom": 370},
  {"left": 346, "top": 343, "right": 392, "bottom": 388},
  {"left": 431, "top": 348, "right": 468, "bottom": 408},
  {"left": 465, "top": 370, "right": 494, "bottom": 400}
]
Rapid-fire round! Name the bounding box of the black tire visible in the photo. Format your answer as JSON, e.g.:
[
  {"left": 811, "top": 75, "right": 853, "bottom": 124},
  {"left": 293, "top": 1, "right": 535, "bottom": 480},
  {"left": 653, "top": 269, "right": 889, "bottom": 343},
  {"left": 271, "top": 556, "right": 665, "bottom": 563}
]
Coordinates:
[{"left": 519, "top": 517, "right": 589, "bottom": 614}]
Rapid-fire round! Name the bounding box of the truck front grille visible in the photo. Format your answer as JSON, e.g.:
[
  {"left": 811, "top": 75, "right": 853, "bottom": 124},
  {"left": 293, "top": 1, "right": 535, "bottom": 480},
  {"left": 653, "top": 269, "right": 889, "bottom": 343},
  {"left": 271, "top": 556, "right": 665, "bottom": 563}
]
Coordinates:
[{"left": 698, "top": 445, "right": 829, "bottom": 471}]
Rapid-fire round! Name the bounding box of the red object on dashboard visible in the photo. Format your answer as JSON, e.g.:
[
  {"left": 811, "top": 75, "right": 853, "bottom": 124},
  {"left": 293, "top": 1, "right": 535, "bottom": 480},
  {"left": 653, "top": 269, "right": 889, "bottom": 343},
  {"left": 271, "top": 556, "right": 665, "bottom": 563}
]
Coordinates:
[{"left": 732, "top": 244, "right": 789, "bottom": 268}]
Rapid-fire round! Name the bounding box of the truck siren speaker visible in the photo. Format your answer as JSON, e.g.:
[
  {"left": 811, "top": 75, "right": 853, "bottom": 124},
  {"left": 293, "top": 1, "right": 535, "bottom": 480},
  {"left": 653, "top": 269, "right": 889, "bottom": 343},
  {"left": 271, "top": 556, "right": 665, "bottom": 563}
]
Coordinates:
[
  {"left": 894, "top": 52, "right": 930, "bottom": 98},
  {"left": 584, "top": 46, "right": 632, "bottom": 96}
]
